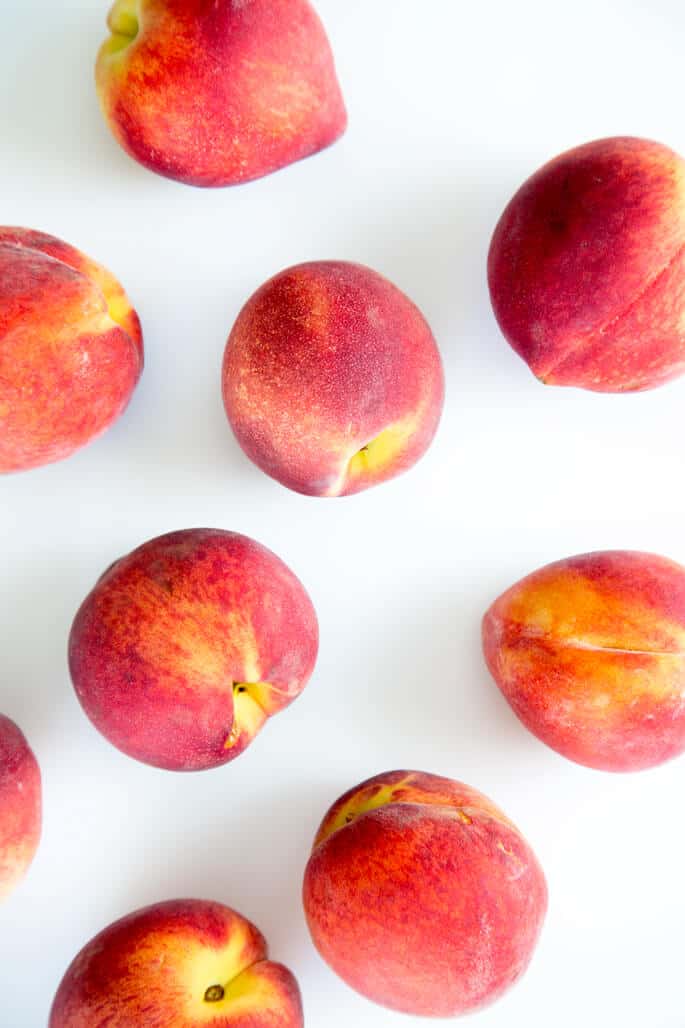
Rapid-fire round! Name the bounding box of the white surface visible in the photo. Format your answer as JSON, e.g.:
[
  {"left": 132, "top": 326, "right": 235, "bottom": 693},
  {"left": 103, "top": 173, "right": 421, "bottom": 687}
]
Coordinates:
[{"left": 2, "top": 1, "right": 685, "bottom": 1025}]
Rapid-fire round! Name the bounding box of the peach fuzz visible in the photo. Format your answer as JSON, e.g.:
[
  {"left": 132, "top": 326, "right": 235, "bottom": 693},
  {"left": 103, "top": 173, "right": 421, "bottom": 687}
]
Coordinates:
[
  {"left": 68, "top": 528, "right": 318, "bottom": 771},
  {"left": 488, "top": 136, "right": 685, "bottom": 391},
  {"left": 0, "top": 715, "right": 41, "bottom": 900},
  {"left": 0, "top": 228, "right": 142, "bottom": 473},
  {"left": 302, "top": 770, "right": 547, "bottom": 1018},
  {"left": 222, "top": 261, "right": 445, "bottom": 496},
  {"left": 96, "top": 0, "right": 347, "bottom": 188},
  {"left": 482, "top": 551, "right": 685, "bottom": 772},
  {"left": 49, "top": 899, "right": 303, "bottom": 1027}
]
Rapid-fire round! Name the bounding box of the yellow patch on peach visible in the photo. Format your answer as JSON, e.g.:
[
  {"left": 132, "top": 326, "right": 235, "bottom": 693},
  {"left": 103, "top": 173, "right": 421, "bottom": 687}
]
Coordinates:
[
  {"left": 322, "top": 401, "right": 433, "bottom": 497},
  {"left": 77, "top": 262, "right": 141, "bottom": 348},
  {"left": 344, "top": 415, "right": 420, "bottom": 483},
  {"left": 192, "top": 964, "right": 290, "bottom": 1022},
  {"left": 224, "top": 685, "right": 268, "bottom": 750},
  {"left": 225, "top": 681, "right": 297, "bottom": 750},
  {"left": 181, "top": 925, "right": 276, "bottom": 1021},
  {"left": 316, "top": 775, "right": 415, "bottom": 844},
  {"left": 99, "top": 0, "right": 141, "bottom": 60},
  {"left": 315, "top": 771, "right": 513, "bottom": 848},
  {"left": 504, "top": 570, "right": 685, "bottom": 655}
]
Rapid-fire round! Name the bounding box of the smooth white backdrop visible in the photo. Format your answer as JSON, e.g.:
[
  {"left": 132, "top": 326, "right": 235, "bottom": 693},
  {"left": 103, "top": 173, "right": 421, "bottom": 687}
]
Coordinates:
[{"left": 2, "top": 1, "right": 685, "bottom": 1025}]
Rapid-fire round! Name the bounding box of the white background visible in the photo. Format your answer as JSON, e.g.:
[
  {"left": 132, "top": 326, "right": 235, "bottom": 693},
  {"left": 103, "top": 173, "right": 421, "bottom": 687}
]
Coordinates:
[{"left": 2, "top": 1, "right": 685, "bottom": 1025}]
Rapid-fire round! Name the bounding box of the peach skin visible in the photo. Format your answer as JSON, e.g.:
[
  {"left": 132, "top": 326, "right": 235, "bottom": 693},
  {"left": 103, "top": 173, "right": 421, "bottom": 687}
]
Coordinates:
[
  {"left": 303, "top": 770, "right": 547, "bottom": 1017},
  {"left": 488, "top": 136, "right": 685, "bottom": 391},
  {"left": 222, "top": 261, "right": 445, "bottom": 496},
  {"left": 0, "top": 228, "right": 142, "bottom": 473},
  {"left": 482, "top": 551, "right": 685, "bottom": 772},
  {"left": 68, "top": 528, "right": 318, "bottom": 771},
  {"left": 96, "top": 0, "right": 347, "bottom": 187},
  {"left": 0, "top": 715, "right": 41, "bottom": 900},
  {"left": 49, "top": 899, "right": 304, "bottom": 1027}
]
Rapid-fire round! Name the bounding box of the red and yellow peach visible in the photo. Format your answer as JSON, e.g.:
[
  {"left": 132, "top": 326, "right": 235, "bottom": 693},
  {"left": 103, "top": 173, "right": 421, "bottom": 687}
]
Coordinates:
[
  {"left": 0, "top": 228, "right": 142, "bottom": 473},
  {"left": 488, "top": 136, "right": 685, "bottom": 391},
  {"left": 96, "top": 0, "right": 347, "bottom": 187},
  {"left": 222, "top": 261, "right": 445, "bottom": 496},
  {"left": 0, "top": 715, "right": 41, "bottom": 900},
  {"left": 303, "top": 770, "right": 547, "bottom": 1017},
  {"left": 482, "top": 550, "right": 685, "bottom": 771},
  {"left": 68, "top": 528, "right": 318, "bottom": 771},
  {"left": 49, "top": 898, "right": 303, "bottom": 1026}
]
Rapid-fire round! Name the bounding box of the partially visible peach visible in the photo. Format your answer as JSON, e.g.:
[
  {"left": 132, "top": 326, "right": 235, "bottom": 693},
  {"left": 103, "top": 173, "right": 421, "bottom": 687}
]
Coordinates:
[
  {"left": 483, "top": 550, "right": 685, "bottom": 771},
  {"left": 96, "top": 0, "right": 347, "bottom": 187},
  {"left": 488, "top": 137, "right": 685, "bottom": 391},
  {"left": 69, "top": 528, "right": 319, "bottom": 771},
  {"left": 303, "top": 770, "right": 547, "bottom": 1017},
  {"left": 49, "top": 899, "right": 303, "bottom": 1026},
  {"left": 0, "top": 228, "right": 142, "bottom": 473},
  {"left": 222, "top": 261, "right": 445, "bottom": 496},
  {"left": 0, "top": 715, "right": 41, "bottom": 900}
]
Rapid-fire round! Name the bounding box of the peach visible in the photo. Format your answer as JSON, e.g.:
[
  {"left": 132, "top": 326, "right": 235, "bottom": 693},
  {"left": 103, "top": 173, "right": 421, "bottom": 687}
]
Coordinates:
[
  {"left": 68, "top": 528, "right": 318, "bottom": 771},
  {"left": 49, "top": 898, "right": 303, "bottom": 1026},
  {"left": 488, "top": 136, "right": 685, "bottom": 391},
  {"left": 0, "top": 228, "right": 142, "bottom": 472},
  {"left": 482, "top": 551, "right": 685, "bottom": 772},
  {"left": 302, "top": 770, "right": 547, "bottom": 1017},
  {"left": 96, "top": 0, "right": 347, "bottom": 188},
  {"left": 0, "top": 715, "right": 41, "bottom": 900},
  {"left": 222, "top": 261, "right": 445, "bottom": 496}
]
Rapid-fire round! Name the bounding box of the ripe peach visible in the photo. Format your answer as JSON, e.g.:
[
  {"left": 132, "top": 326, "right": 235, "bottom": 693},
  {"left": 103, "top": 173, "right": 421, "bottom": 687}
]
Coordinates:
[
  {"left": 303, "top": 770, "right": 547, "bottom": 1017},
  {"left": 488, "top": 137, "right": 685, "bottom": 391},
  {"left": 482, "top": 551, "right": 685, "bottom": 772},
  {"left": 0, "top": 228, "right": 142, "bottom": 473},
  {"left": 68, "top": 528, "right": 318, "bottom": 771},
  {"left": 96, "top": 0, "right": 347, "bottom": 188},
  {"left": 0, "top": 715, "right": 41, "bottom": 900},
  {"left": 222, "top": 261, "right": 445, "bottom": 496},
  {"left": 49, "top": 899, "right": 303, "bottom": 1027}
]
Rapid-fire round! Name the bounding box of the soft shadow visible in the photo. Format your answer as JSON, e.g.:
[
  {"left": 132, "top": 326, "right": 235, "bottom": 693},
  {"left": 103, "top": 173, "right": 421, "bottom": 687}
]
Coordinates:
[
  {"left": 2, "top": 7, "right": 146, "bottom": 192},
  {"left": 357, "top": 588, "right": 535, "bottom": 780},
  {"left": 0, "top": 548, "right": 83, "bottom": 747},
  {"left": 117, "top": 772, "right": 333, "bottom": 965}
]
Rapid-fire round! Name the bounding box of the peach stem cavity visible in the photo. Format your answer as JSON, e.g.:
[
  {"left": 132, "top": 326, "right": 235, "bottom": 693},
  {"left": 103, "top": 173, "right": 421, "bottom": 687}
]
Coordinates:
[{"left": 204, "top": 985, "right": 225, "bottom": 1003}]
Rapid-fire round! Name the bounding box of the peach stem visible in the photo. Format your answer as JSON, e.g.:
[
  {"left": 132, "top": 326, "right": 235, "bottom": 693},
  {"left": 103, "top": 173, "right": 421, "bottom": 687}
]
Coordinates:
[{"left": 204, "top": 984, "right": 225, "bottom": 1003}]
